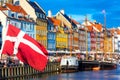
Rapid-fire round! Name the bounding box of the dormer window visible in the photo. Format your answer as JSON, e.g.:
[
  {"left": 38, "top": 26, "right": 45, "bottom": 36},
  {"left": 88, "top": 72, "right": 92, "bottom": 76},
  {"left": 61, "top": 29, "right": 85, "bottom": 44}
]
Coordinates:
[
  {"left": 11, "top": 12, "right": 17, "bottom": 18},
  {"left": 11, "top": 13, "right": 15, "bottom": 17},
  {"left": 17, "top": 13, "right": 23, "bottom": 18}
]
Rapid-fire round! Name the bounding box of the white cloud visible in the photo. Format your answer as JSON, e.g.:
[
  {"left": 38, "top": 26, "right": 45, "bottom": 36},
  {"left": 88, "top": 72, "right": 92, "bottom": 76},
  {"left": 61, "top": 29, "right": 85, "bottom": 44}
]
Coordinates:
[{"left": 69, "top": 14, "right": 94, "bottom": 23}]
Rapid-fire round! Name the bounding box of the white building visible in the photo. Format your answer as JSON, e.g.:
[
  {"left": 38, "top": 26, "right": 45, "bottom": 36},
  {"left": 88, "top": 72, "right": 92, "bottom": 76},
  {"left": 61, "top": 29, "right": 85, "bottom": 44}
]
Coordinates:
[{"left": 0, "top": 3, "right": 35, "bottom": 46}]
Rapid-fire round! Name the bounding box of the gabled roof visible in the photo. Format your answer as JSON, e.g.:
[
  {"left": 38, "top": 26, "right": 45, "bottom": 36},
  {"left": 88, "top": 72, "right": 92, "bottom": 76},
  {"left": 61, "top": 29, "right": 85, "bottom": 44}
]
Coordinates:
[
  {"left": 62, "top": 13, "right": 71, "bottom": 22},
  {"left": 82, "top": 21, "right": 93, "bottom": 26},
  {"left": 109, "top": 28, "right": 116, "bottom": 35},
  {"left": 94, "top": 23, "right": 103, "bottom": 32},
  {"left": 82, "top": 21, "right": 103, "bottom": 32},
  {"left": 71, "top": 19, "right": 79, "bottom": 24},
  {"left": 28, "top": 1, "right": 45, "bottom": 14},
  {"left": 60, "top": 12, "right": 76, "bottom": 27},
  {"left": 0, "top": 4, "right": 34, "bottom": 23},
  {"left": 82, "top": 21, "right": 94, "bottom": 32},
  {"left": 48, "top": 17, "right": 61, "bottom": 26},
  {"left": 115, "top": 29, "right": 120, "bottom": 35},
  {"left": 0, "top": 6, "right": 8, "bottom": 10},
  {"left": 87, "top": 26, "right": 93, "bottom": 32},
  {"left": 6, "top": 3, "right": 27, "bottom": 15}
]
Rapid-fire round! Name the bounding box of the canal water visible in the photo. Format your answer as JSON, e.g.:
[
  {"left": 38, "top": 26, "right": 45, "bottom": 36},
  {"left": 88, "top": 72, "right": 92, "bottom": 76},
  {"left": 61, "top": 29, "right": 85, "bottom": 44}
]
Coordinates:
[{"left": 7, "top": 65, "right": 120, "bottom": 80}]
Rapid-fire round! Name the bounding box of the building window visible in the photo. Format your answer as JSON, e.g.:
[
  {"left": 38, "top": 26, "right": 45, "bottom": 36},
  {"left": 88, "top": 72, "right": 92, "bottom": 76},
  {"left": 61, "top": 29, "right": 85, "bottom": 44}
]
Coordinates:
[
  {"left": 23, "top": 23, "right": 26, "bottom": 31},
  {"left": 42, "top": 14, "right": 45, "bottom": 19},
  {"left": 39, "top": 13, "right": 42, "bottom": 18},
  {"left": 11, "top": 13, "right": 15, "bottom": 17},
  {"left": 36, "top": 12, "right": 39, "bottom": 17},
  {"left": 30, "top": 24, "right": 34, "bottom": 31}
]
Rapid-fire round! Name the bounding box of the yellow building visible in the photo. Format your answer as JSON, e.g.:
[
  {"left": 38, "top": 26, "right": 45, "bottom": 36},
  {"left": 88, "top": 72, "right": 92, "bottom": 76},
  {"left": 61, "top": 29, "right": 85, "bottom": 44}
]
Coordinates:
[
  {"left": 56, "top": 33, "right": 68, "bottom": 50},
  {"left": 56, "top": 10, "right": 73, "bottom": 52},
  {"left": 20, "top": 0, "right": 47, "bottom": 48},
  {"left": 56, "top": 10, "right": 72, "bottom": 29},
  {"left": 104, "top": 30, "right": 113, "bottom": 56},
  {"left": 36, "top": 24, "right": 47, "bottom": 48}
]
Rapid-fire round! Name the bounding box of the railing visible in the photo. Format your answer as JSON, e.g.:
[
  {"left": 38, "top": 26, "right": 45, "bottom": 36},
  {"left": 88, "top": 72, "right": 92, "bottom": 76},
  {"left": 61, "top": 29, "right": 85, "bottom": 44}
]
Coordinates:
[{"left": 0, "top": 62, "right": 60, "bottom": 79}]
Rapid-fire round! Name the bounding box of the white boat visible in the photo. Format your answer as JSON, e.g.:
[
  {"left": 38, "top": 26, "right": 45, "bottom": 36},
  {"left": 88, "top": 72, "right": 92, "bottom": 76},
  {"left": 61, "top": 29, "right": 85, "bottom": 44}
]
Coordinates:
[
  {"left": 60, "top": 56, "right": 79, "bottom": 72},
  {"left": 116, "top": 60, "right": 120, "bottom": 66}
]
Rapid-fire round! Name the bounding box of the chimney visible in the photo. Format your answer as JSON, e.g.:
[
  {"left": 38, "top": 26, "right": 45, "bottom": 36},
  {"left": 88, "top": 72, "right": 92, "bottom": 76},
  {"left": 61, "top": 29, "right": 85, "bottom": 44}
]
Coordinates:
[
  {"left": 48, "top": 10, "right": 52, "bottom": 17},
  {"left": 60, "top": 9, "right": 64, "bottom": 14}
]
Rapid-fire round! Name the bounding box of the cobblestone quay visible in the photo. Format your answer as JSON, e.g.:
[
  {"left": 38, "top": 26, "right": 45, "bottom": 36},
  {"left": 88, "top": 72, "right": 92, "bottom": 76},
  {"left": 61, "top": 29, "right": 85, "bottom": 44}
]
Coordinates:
[{"left": 0, "top": 62, "right": 60, "bottom": 79}]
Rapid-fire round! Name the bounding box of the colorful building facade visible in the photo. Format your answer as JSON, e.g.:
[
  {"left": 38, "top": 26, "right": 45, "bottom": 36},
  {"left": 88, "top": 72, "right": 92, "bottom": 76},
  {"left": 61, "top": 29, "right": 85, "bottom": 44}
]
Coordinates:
[
  {"left": 20, "top": 0, "right": 48, "bottom": 48},
  {"left": 0, "top": 0, "right": 119, "bottom": 57},
  {"left": 47, "top": 17, "right": 68, "bottom": 53},
  {"left": 79, "top": 28, "right": 86, "bottom": 53},
  {"left": 0, "top": 3, "right": 35, "bottom": 43}
]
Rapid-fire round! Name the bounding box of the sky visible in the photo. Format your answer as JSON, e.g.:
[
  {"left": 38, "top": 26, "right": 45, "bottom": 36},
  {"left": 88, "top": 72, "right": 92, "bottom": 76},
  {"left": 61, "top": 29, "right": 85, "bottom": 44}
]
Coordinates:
[{"left": 31, "top": 0, "right": 120, "bottom": 28}]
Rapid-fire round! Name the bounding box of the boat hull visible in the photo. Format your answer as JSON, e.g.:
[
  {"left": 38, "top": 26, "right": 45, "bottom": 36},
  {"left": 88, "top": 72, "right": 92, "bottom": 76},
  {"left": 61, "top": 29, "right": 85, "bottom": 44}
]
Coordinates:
[{"left": 60, "top": 56, "right": 79, "bottom": 72}]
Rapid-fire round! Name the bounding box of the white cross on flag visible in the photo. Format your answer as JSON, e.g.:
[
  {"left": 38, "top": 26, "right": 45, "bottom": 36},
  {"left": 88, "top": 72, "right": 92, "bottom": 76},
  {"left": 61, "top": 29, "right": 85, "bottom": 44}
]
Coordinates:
[{"left": 1, "top": 24, "right": 48, "bottom": 71}]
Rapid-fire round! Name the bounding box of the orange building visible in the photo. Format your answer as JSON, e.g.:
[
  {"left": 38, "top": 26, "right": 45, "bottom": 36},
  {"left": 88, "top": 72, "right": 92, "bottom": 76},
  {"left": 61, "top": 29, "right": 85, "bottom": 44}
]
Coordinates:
[
  {"left": 93, "top": 23, "right": 103, "bottom": 53},
  {"left": 71, "top": 19, "right": 80, "bottom": 51}
]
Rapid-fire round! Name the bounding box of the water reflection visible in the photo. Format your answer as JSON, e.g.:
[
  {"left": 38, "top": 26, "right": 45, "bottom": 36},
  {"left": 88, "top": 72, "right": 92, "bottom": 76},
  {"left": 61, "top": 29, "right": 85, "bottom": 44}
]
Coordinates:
[
  {"left": 4, "top": 67, "right": 120, "bottom": 80},
  {"left": 6, "top": 72, "right": 59, "bottom": 80}
]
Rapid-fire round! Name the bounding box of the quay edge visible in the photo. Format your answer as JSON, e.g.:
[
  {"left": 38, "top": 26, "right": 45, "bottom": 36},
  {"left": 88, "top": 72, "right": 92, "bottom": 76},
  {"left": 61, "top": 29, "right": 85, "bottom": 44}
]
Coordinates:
[
  {"left": 0, "top": 62, "right": 60, "bottom": 79},
  {"left": 78, "top": 60, "right": 117, "bottom": 71},
  {"left": 0, "top": 61, "right": 117, "bottom": 79}
]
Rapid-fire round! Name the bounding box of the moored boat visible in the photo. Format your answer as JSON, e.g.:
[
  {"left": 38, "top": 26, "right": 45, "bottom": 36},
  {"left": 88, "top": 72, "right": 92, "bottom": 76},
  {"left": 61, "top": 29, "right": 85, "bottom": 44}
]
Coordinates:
[
  {"left": 93, "top": 66, "right": 100, "bottom": 71},
  {"left": 60, "top": 56, "right": 79, "bottom": 72}
]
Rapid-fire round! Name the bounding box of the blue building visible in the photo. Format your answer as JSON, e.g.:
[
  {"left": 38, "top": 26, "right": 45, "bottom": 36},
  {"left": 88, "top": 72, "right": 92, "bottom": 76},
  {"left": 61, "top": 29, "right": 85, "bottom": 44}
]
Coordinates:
[
  {"left": 87, "top": 32, "right": 91, "bottom": 53},
  {"left": 47, "top": 17, "right": 56, "bottom": 51},
  {"left": 23, "top": 1, "right": 48, "bottom": 48}
]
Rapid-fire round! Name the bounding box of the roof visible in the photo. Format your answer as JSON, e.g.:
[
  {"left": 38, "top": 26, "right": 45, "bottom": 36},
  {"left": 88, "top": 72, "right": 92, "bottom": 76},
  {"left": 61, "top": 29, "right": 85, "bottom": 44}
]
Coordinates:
[
  {"left": 71, "top": 19, "right": 79, "bottom": 24},
  {"left": 6, "top": 3, "right": 27, "bottom": 15},
  {"left": 82, "top": 21, "right": 103, "bottom": 32},
  {"left": 87, "top": 26, "right": 93, "bottom": 32},
  {"left": 48, "top": 17, "right": 61, "bottom": 26},
  {"left": 82, "top": 21, "right": 94, "bottom": 32},
  {"left": 94, "top": 23, "right": 103, "bottom": 32},
  {"left": 60, "top": 12, "right": 75, "bottom": 27},
  {"left": 28, "top": 1, "right": 45, "bottom": 14},
  {"left": 0, "top": 6, "right": 8, "bottom": 10},
  {"left": 109, "top": 28, "right": 116, "bottom": 35},
  {"left": 0, "top": 4, "right": 34, "bottom": 23},
  {"left": 116, "top": 29, "right": 120, "bottom": 35}
]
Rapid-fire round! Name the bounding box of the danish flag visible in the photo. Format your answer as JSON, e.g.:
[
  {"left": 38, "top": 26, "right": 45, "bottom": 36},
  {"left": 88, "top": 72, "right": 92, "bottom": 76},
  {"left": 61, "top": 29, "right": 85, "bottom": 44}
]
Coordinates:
[{"left": 1, "top": 24, "right": 48, "bottom": 71}]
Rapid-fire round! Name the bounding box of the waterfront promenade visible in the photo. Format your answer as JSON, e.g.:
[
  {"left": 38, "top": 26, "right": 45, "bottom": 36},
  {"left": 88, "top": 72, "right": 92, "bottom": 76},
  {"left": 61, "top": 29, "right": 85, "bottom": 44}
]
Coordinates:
[
  {"left": 0, "top": 62, "right": 60, "bottom": 79},
  {"left": 0, "top": 59, "right": 117, "bottom": 79},
  {"left": 0, "top": 52, "right": 119, "bottom": 79}
]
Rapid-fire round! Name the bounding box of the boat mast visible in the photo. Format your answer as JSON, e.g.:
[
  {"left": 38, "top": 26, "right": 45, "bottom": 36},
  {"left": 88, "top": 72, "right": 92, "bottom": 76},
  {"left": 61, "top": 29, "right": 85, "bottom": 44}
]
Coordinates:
[
  {"left": 103, "top": 10, "right": 107, "bottom": 61},
  {"left": 85, "top": 16, "right": 88, "bottom": 60},
  {"left": 70, "top": 16, "right": 72, "bottom": 56}
]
